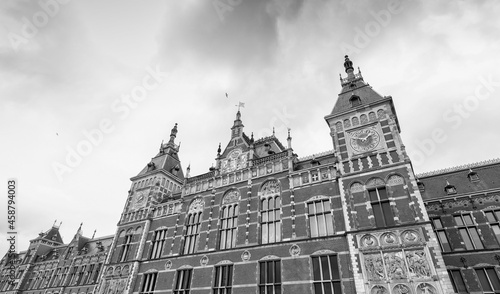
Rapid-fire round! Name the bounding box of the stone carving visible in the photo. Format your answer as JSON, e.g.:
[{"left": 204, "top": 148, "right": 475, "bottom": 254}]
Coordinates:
[
  {"left": 393, "top": 284, "right": 411, "bottom": 294},
  {"left": 366, "top": 178, "right": 385, "bottom": 188},
  {"left": 381, "top": 233, "right": 398, "bottom": 246},
  {"left": 165, "top": 260, "right": 172, "bottom": 270},
  {"left": 200, "top": 255, "right": 209, "bottom": 266},
  {"left": 241, "top": 250, "right": 251, "bottom": 262},
  {"left": 377, "top": 109, "right": 386, "bottom": 119},
  {"left": 388, "top": 175, "right": 404, "bottom": 186},
  {"left": 113, "top": 266, "right": 121, "bottom": 276},
  {"left": 384, "top": 252, "right": 407, "bottom": 280},
  {"left": 360, "top": 234, "right": 378, "bottom": 247},
  {"left": 365, "top": 254, "right": 385, "bottom": 281},
  {"left": 222, "top": 190, "right": 240, "bottom": 205},
  {"left": 416, "top": 283, "right": 436, "bottom": 294},
  {"left": 344, "top": 119, "right": 351, "bottom": 128},
  {"left": 369, "top": 112, "right": 377, "bottom": 121},
  {"left": 121, "top": 265, "right": 129, "bottom": 276},
  {"left": 402, "top": 230, "right": 420, "bottom": 243},
  {"left": 360, "top": 114, "right": 368, "bottom": 124},
  {"left": 350, "top": 182, "right": 364, "bottom": 193},
  {"left": 289, "top": 244, "right": 301, "bottom": 257},
  {"left": 406, "top": 251, "right": 431, "bottom": 279},
  {"left": 352, "top": 117, "right": 360, "bottom": 126},
  {"left": 335, "top": 122, "right": 343, "bottom": 132},
  {"left": 105, "top": 267, "right": 113, "bottom": 276},
  {"left": 261, "top": 180, "right": 280, "bottom": 197},
  {"left": 371, "top": 285, "right": 388, "bottom": 294},
  {"left": 188, "top": 198, "right": 204, "bottom": 213}
]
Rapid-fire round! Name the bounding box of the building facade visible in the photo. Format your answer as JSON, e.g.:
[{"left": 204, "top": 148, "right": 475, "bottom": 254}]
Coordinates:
[{"left": 3, "top": 57, "right": 500, "bottom": 294}]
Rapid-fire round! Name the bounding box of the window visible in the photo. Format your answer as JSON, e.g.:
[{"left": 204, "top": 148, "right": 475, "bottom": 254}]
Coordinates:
[
  {"left": 259, "top": 260, "right": 281, "bottom": 294},
  {"left": 468, "top": 170, "right": 479, "bottom": 182},
  {"left": 219, "top": 204, "right": 239, "bottom": 250},
  {"left": 368, "top": 187, "right": 394, "bottom": 227},
  {"left": 59, "top": 267, "right": 69, "bottom": 286},
  {"left": 213, "top": 264, "right": 233, "bottom": 294},
  {"left": 475, "top": 268, "right": 500, "bottom": 293},
  {"left": 454, "top": 214, "right": 484, "bottom": 250},
  {"left": 350, "top": 95, "right": 361, "bottom": 107},
  {"left": 174, "top": 269, "right": 192, "bottom": 294},
  {"left": 445, "top": 181, "right": 457, "bottom": 195},
  {"left": 485, "top": 210, "right": 500, "bottom": 245},
  {"left": 140, "top": 272, "right": 158, "bottom": 294},
  {"left": 64, "top": 247, "right": 73, "bottom": 259},
  {"left": 50, "top": 268, "right": 61, "bottom": 287},
  {"left": 431, "top": 218, "right": 451, "bottom": 252},
  {"left": 448, "top": 269, "right": 468, "bottom": 293},
  {"left": 183, "top": 212, "right": 202, "bottom": 255},
  {"left": 261, "top": 196, "right": 281, "bottom": 244},
  {"left": 308, "top": 199, "right": 334, "bottom": 237},
  {"left": 76, "top": 266, "right": 85, "bottom": 285},
  {"left": 312, "top": 255, "right": 341, "bottom": 294},
  {"left": 150, "top": 229, "right": 168, "bottom": 259},
  {"left": 119, "top": 233, "right": 133, "bottom": 262},
  {"left": 84, "top": 264, "right": 95, "bottom": 284}
]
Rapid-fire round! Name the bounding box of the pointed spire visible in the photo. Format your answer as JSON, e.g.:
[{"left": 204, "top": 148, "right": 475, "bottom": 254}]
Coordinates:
[
  {"left": 168, "top": 123, "right": 178, "bottom": 144},
  {"left": 250, "top": 132, "right": 254, "bottom": 144},
  {"left": 59, "top": 221, "right": 63, "bottom": 228},
  {"left": 231, "top": 108, "right": 244, "bottom": 138},
  {"left": 287, "top": 128, "right": 292, "bottom": 149},
  {"left": 272, "top": 127, "right": 275, "bottom": 136},
  {"left": 186, "top": 164, "right": 191, "bottom": 178},
  {"left": 53, "top": 219, "right": 58, "bottom": 228},
  {"left": 217, "top": 143, "right": 221, "bottom": 156},
  {"left": 343, "top": 55, "right": 354, "bottom": 73}
]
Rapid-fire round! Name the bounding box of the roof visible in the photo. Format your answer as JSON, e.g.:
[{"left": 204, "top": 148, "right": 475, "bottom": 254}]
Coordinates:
[{"left": 418, "top": 159, "right": 500, "bottom": 200}]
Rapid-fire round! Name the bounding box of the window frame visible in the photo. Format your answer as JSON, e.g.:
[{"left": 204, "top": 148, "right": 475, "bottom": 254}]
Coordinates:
[
  {"left": 258, "top": 259, "right": 281, "bottom": 294},
  {"left": 431, "top": 217, "right": 452, "bottom": 252},
  {"left": 150, "top": 229, "right": 168, "bottom": 259},
  {"left": 368, "top": 186, "right": 395, "bottom": 227},
  {"left": 182, "top": 211, "right": 203, "bottom": 255},
  {"left": 454, "top": 213, "right": 484, "bottom": 250},
  {"left": 213, "top": 264, "right": 233, "bottom": 294},
  {"left": 485, "top": 210, "right": 500, "bottom": 246},
  {"left": 173, "top": 268, "right": 193, "bottom": 294},
  {"left": 448, "top": 269, "right": 468, "bottom": 293},
  {"left": 311, "top": 254, "right": 342, "bottom": 294},
  {"left": 218, "top": 204, "right": 239, "bottom": 250},
  {"left": 307, "top": 198, "right": 334, "bottom": 238},
  {"left": 475, "top": 267, "right": 500, "bottom": 293},
  {"left": 261, "top": 196, "right": 282, "bottom": 244},
  {"left": 140, "top": 272, "right": 158, "bottom": 294}
]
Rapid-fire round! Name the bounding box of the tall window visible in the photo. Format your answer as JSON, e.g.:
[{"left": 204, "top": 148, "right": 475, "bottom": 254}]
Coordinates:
[
  {"left": 368, "top": 187, "right": 394, "bottom": 227},
  {"left": 50, "top": 268, "right": 61, "bottom": 287},
  {"left": 475, "top": 268, "right": 500, "bottom": 293},
  {"left": 312, "top": 255, "right": 341, "bottom": 294},
  {"left": 219, "top": 204, "right": 239, "bottom": 250},
  {"left": 431, "top": 218, "right": 451, "bottom": 252},
  {"left": 120, "top": 232, "right": 133, "bottom": 262},
  {"left": 150, "top": 229, "right": 168, "bottom": 259},
  {"left": 174, "top": 269, "right": 192, "bottom": 294},
  {"left": 183, "top": 198, "right": 204, "bottom": 255},
  {"left": 454, "top": 214, "right": 484, "bottom": 250},
  {"left": 84, "top": 265, "right": 95, "bottom": 284},
  {"left": 213, "top": 264, "right": 233, "bottom": 294},
  {"left": 448, "top": 269, "right": 468, "bottom": 293},
  {"left": 485, "top": 210, "right": 500, "bottom": 245},
  {"left": 59, "top": 267, "right": 69, "bottom": 286},
  {"left": 260, "top": 180, "right": 281, "bottom": 244},
  {"left": 308, "top": 199, "right": 334, "bottom": 237},
  {"left": 259, "top": 260, "right": 281, "bottom": 294},
  {"left": 64, "top": 247, "right": 73, "bottom": 259},
  {"left": 140, "top": 272, "right": 158, "bottom": 294},
  {"left": 76, "top": 265, "right": 85, "bottom": 285}
]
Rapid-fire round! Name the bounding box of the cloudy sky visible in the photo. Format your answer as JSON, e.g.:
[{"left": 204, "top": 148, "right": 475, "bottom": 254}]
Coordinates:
[{"left": 1, "top": 0, "right": 499, "bottom": 255}]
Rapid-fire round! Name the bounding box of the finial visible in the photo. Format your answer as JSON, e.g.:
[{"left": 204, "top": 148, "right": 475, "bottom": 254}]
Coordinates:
[
  {"left": 187, "top": 164, "right": 191, "bottom": 171},
  {"left": 272, "top": 127, "right": 275, "bottom": 136},
  {"left": 235, "top": 101, "right": 245, "bottom": 113},
  {"left": 59, "top": 221, "right": 63, "bottom": 228},
  {"left": 358, "top": 66, "right": 362, "bottom": 74},
  {"left": 168, "top": 123, "right": 178, "bottom": 144},
  {"left": 287, "top": 128, "right": 291, "bottom": 140},
  {"left": 343, "top": 55, "right": 354, "bottom": 73},
  {"left": 53, "top": 219, "right": 57, "bottom": 227},
  {"left": 217, "top": 143, "right": 221, "bottom": 155},
  {"left": 92, "top": 230, "right": 96, "bottom": 239},
  {"left": 445, "top": 179, "right": 451, "bottom": 186}
]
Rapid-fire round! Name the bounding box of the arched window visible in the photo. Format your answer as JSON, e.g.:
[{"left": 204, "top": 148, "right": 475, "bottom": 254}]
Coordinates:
[
  {"left": 260, "top": 180, "right": 281, "bottom": 244},
  {"left": 366, "top": 178, "right": 394, "bottom": 227},
  {"left": 150, "top": 228, "right": 167, "bottom": 259},
  {"left": 182, "top": 198, "right": 204, "bottom": 255},
  {"left": 219, "top": 190, "right": 240, "bottom": 250},
  {"left": 119, "top": 229, "right": 134, "bottom": 262}
]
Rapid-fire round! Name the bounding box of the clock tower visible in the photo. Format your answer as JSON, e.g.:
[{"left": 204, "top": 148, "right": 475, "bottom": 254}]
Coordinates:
[{"left": 325, "top": 56, "right": 454, "bottom": 294}]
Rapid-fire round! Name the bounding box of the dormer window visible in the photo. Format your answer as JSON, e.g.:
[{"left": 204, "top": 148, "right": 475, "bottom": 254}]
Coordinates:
[
  {"left": 468, "top": 169, "right": 479, "bottom": 182},
  {"left": 350, "top": 95, "right": 361, "bottom": 107},
  {"left": 416, "top": 180, "right": 425, "bottom": 193},
  {"left": 445, "top": 180, "right": 457, "bottom": 195}
]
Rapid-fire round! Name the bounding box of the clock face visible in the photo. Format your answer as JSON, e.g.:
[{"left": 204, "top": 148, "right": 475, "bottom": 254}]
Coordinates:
[
  {"left": 221, "top": 149, "right": 248, "bottom": 173},
  {"left": 349, "top": 127, "right": 381, "bottom": 153},
  {"left": 133, "top": 190, "right": 148, "bottom": 210}
]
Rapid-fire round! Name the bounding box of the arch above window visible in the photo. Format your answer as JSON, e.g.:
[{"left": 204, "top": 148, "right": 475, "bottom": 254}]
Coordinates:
[
  {"left": 366, "top": 177, "right": 385, "bottom": 188},
  {"left": 260, "top": 180, "right": 280, "bottom": 198},
  {"left": 188, "top": 198, "right": 205, "bottom": 213},
  {"left": 222, "top": 190, "right": 240, "bottom": 205}
]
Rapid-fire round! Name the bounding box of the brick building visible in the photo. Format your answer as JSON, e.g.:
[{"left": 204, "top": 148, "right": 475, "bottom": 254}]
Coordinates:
[{"left": 2, "top": 56, "right": 499, "bottom": 294}]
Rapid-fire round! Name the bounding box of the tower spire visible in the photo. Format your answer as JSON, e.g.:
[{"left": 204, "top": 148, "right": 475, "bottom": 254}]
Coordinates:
[{"left": 168, "top": 123, "right": 178, "bottom": 144}]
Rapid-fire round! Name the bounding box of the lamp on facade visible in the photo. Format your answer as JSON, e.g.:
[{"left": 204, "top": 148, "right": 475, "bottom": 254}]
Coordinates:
[
  {"left": 460, "top": 257, "right": 468, "bottom": 268},
  {"left": 494, "top": 254, "right": 500, "bottom": 265}
]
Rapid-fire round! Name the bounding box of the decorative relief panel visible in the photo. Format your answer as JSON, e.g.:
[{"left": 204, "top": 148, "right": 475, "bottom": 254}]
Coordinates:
[
  {"left": 371, "top": 285, "right": 388, "bottom": 294},
  {"left": 366, "top": 178, "right": 385, "bottom": 188},
  {"left": 222, "top": 190, "right": 240, "bottom": 205},
  {"left": 416, "top": 283, "right": 436, "bottom": 294},
  {"left": 387, "top": 175, "right": 404, "bottom": 186},
  {"left": 401, "top": 230, "right": 421, "bottom": 245},
  {"left": 393, "top": 284, "right": 411, "bottom": 294},
  {"left": 380, "top": 233, "right": 398, "bottom": 247},
  {"left": 365, "top": 253, "right": 386, "bottom": 281},
  {"left": 350, "top": 182, "right": 364, "bottom": 193},
  {"left": 360, "top": 234, "right": 378, "bottom": 248},
  {"left": 406, "top": 251, "right": 431, "bottom": 279},
  {"left": 289, "top": 244, "right": 301, "bottom": 257},
  {"left": 384, "top": 251, "right": 407, "bottom": 280},
  {"left": 260, "top": 180, "right": 280, "bottom": 197},
  {"left": 188, "top": 198, "right": 204, "bottom": 213}
]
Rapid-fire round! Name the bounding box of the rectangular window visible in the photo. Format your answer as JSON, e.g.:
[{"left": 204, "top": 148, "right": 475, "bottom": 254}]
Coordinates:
[
  {"left": 219, "top": 205, "right": 239, "bottom": 250},
  {"left": 308, "top": 199, "right": 334, "bottom": 237},
  {"left": 84, "top": 264, "right": 95, "bottom": 284},
  {"left": 174, "top": 269, "right": 192, "bottom": 294},
  {"left": 485, "top": 210, "right": 500, "bottom": 246},
  {"left": 120, "top": 235, "right": 133, "bottom": 262},
  {"left": 150, "top": 229, "right": 168, "bottom": 259},
  {"left": 448, "top": 269, "right": 468, "bottom": 293},
  {"left": 369, "top": 187, "right": 394, "bottom": 227},
  {"left": 213, "top": 264, "right": 233, "bottom": 294},
  {"left": 261, "top": 197, "right": 281, "bottom": 244},
  {"left": 455, "top": 214, "right": 484, "bottom": 250},
  {"left": 431, "top": 218, "right": 451, "bottom": 252},
  {"left": 312, "top": 255, "right": 341, "bottom": 294},
  {"left": 140, "top": 272, "right": 158, "bottom": 294},
  {"left": 258, "top": 260, "right": 281, "bottom": 294},
  {"left": 475, "top": 268, "right": 500, "bottom": 293},
  {"left": 183, "top": 212, "right": 202, "bottom": 255}
]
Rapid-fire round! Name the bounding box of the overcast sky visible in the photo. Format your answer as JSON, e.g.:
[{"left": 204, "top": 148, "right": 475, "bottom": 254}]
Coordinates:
[{"left": 1, "top": 0, "right": 499, "bottom": 255}]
